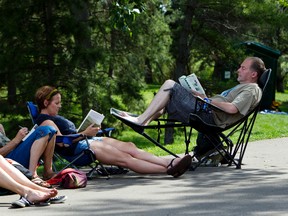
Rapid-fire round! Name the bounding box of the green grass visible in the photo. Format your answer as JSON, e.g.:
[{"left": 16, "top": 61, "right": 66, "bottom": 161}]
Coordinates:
[{"left": 116, "top": 87, "right": 288, "bottom": 156}]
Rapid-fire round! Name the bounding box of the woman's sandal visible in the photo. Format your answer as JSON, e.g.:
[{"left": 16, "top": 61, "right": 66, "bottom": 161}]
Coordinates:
[
  {"left": 167, "top": 154, "right": 192, "bottom": 178},
  {"left": 11, "top": 196, "right": 33, "bottom": 208},
  {"left": 31, "top": 177, "right": 52, "bottom": 188},
  {"left": 11, "top": 196, "right": 50, "bottom": 208}
]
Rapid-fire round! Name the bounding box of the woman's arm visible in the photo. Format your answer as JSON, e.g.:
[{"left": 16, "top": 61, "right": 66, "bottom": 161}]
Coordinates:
[{"left": 0, "top": 128, "right": 27, "bottom": 157}]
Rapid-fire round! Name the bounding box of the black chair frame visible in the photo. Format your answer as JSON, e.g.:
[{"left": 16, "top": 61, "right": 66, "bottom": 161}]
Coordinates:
[{"left": 111, "top": 68, "right": 271, "bottom": 170}]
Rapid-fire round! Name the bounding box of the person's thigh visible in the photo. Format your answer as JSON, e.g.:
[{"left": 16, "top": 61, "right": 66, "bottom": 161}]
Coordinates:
[{"left": 6, "top": 126, "right": 55, "bottom": 168}]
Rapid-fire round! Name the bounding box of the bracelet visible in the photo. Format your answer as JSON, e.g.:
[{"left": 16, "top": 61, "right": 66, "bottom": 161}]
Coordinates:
[
  {"left": 203, "top": 98, "right": 211, "bottom": 103},
  {"left": 202, "top": 98, "right": 211, "bottom": 111}
]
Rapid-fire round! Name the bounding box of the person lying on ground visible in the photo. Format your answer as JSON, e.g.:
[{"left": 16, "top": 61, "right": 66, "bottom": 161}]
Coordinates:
[
  {"left": 0, "top": 155, "right": 66, "bottom": 208},
  {"left": 0, "top": 123, "right": 57, "bottom": 185},
  {"left": 113, "top": 56, "right": 266, "bottom": 128},
  {"left": 34, "top": 86, "right": 191, "bottom": 178}
]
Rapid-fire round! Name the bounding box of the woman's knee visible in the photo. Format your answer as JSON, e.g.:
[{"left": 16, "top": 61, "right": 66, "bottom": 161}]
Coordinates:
[{"left": 125, "top": 141, "right": 137, "bottom": 149}]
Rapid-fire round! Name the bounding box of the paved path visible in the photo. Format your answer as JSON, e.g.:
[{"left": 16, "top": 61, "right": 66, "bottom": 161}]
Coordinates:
[{"left": 1, "top": 137, "right": 288, "bottom": 216}]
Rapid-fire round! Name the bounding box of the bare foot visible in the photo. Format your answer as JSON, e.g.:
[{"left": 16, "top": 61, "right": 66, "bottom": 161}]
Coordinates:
[
  {"left": 37, "top": 187, "right": 58, "bottom": 197},
  {"left": 119, "top": 111, "right": 142, "bottom": 125},
  {"left": 25, "top": 189, "right": 55, "bottom": 204}
]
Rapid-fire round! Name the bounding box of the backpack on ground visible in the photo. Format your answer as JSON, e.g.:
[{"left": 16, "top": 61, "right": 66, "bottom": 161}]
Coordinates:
[{"left": 47, "top": 168, "right": 87, "bottom": 189}]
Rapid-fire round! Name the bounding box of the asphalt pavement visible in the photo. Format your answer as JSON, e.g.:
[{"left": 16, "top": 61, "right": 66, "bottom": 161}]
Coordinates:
[{"left": 1, "top": 137, "right": 288, "bottom": 216}]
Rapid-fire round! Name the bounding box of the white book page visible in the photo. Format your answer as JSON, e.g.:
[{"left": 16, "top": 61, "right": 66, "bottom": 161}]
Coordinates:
[
  {"left": 178, "top": 75, "right": 191, "bottom": 90},
  {"left": 179, "top": 73, "right": 205, "bottom": 95},
  {"left": 77, "top": 109, "right": 105, "bottom": 132},
  {"left": 22, "top": 124, "right": 38, "bottom": 142}
]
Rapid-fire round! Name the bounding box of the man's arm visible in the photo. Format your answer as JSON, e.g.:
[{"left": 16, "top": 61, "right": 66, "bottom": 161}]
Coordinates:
[{"left": 209, "top": 100, "right": 239, "bottom": 114}]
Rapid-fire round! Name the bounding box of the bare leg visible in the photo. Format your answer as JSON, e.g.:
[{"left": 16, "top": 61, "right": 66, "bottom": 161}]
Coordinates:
[
  {"left": 90, "top": 137, "right": 182, "bottom": 174},
  {"left": 121, "top": 80, "right": 175, "bottom": 125},
  {"left": 42, "top": 134, "right": 56, "bottom": 179},
  {"left": 28, "top": 136, "right": 50, "bottom": 178},
  {"left": 0, "top": 156, "right": 57, "bottom": 201}
]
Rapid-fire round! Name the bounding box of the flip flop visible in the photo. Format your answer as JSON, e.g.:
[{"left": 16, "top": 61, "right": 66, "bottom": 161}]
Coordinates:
[
  {"left": 11, "top": 197, "right": 33, "bottom": 208},
  {"left": 167, "top": 154, "right": 192, "bottom": 178},
  {"left": 11, "top": 196, "right": 53, "bottom": 208},
  {"left": 48, "top": 195, "right": 68, "bottom": 204},
  {"left": 31, "top": 177, "right": 52, "bottom": 188}
]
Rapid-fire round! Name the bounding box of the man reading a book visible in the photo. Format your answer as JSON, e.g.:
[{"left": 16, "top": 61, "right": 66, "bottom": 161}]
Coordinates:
[
  {"left": 113, "top": 56, "right": 266, "bottom": 128},
  {"left": 34, "top": 85, "right": 192, "bottom": 178}
]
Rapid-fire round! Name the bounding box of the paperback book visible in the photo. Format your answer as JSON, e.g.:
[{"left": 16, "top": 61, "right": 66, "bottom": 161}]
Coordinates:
[
  {"left": 22, "top": 124, "right": 38, "bottom": 142},
  {"left": 178, "top": 73, "right": 205, "bottom": 95},
  {"left": 77, "top": 109, "right": 105, "bottom": 132}
]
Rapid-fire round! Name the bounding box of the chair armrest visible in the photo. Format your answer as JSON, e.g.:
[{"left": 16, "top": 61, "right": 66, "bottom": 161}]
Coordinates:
[
  {"left": 56, "top": 134, "right": 84, "bottom": 145},
  {"left": 195, "top": 96, "right": 226, "bottom": 113}
]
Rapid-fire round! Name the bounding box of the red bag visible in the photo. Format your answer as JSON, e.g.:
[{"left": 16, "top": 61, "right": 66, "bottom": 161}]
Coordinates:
[{"left": 47, "top": 168, "right": 87, "bottom": 189}]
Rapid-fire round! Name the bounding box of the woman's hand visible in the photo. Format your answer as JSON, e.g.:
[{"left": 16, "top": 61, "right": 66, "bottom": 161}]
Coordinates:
[
  {"left": 14, "top": 127, "right": 28, "bottom": 143},
  {"left": 82, "top": 124, "right": 100, "bottom": 137}
]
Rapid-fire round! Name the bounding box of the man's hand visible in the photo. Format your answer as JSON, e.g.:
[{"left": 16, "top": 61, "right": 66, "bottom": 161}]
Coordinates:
[{"left": 191, "top": 90, "right": 206, "bottom": 99}]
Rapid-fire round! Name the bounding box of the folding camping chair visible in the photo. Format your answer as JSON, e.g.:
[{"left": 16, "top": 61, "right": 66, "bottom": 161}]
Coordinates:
[
  {"left": 111, "top": 68, "right": 272, "bottom": 170},
  {"left": 26, "top": 101, "right": 124, "bottom": 179},
  {"left": 188, "top": 68, "right": 271, "bottom": 169}
]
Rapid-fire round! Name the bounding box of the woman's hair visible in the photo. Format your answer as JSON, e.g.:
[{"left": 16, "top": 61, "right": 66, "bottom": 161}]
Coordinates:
[
  {"left": 247, "top": 56, "right": 266, "bottom": 79},
  {"left": 35, "top": 86, "right": 60, "bottom": 110}
]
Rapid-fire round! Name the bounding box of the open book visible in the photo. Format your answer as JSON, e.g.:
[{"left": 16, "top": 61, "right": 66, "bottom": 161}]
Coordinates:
[
  {"left": 77, "top": 109, "right": 105, "bottom": 132},
  {"left": 22, "top": 124, "right": 38, "bottom": 142},
  {"left": 178, "top": 73, "right": 205, "bottom": 95}
]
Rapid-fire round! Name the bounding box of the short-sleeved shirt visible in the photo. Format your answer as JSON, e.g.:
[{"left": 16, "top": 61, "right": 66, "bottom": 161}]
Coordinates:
[
  {"left": 211, "top": 83, "right": 262, "bottom": 128},
  {"left": 166, "top": 82, "right": 262, "bottom": 128}
]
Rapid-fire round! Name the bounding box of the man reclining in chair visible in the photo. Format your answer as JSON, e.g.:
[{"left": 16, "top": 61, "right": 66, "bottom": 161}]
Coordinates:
[
  {"left": 33, "top": 86, "right": 191, "bottom": 178},
  {"left": 113, "top": 56, "right": 266, "bottom": 129}
]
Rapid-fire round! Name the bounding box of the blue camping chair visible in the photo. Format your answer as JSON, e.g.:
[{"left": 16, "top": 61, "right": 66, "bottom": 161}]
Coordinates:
[{"left": 26, "top": 101, "right": 120, "bottom": 179}]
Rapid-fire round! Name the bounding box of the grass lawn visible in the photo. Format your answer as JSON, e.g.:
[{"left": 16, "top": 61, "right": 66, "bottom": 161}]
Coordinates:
[{"left": 116, "top": 87, "right": 288, "bottom": 156}]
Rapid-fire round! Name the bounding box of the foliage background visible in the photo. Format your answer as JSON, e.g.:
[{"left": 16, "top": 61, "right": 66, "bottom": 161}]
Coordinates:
[{"left": 0, "top": 0, "right": 288, "bottom": 138}]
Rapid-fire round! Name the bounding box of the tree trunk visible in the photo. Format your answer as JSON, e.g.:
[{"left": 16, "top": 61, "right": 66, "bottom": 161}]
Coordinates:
[{"left": 165, "top": 0, "right": 196, "bottom": 144}]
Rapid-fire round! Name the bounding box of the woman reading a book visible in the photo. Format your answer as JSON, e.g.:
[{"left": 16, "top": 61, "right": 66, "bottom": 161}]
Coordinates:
[
  {"left": 34, "top": 85, "right": 192, "bottom": 178},
  {"left": 112, "top": 57, "right": 266, "bottom": 128},
  {"left": 0, "top": 123, "right": 57, "bottom": 185}
]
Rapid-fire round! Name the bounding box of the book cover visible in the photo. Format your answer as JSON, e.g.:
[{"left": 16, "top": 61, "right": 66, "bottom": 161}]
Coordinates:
[
  {"left": 178, "top": 73, "right": 205, "bottom": 95},
  {"left": 77, "top": 109, "right": 105, "bottom": 132},
  {"left": 22, "top": 124, "right": 38, "bottom": 142}
]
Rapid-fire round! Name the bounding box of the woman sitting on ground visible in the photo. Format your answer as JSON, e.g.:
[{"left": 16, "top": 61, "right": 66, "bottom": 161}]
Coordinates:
[{"left": 34, "top": 86, "right": 191, "bottom": 178}]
